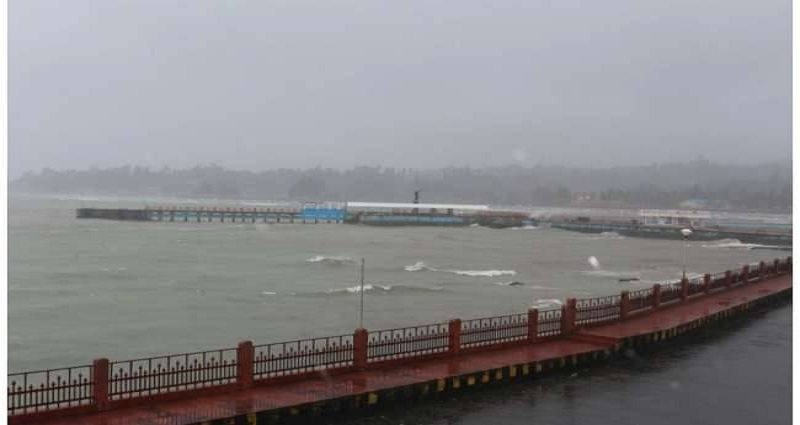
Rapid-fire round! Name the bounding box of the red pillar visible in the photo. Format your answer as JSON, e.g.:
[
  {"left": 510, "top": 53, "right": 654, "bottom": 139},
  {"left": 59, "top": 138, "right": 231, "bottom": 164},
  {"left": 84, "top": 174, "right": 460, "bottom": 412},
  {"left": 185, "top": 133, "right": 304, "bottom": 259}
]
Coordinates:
[
  {"left": 92, "top": 358, "right": 109, "bottom": 411},
  {"left": 652, "top": 284, "right": 661, "bottom": 310},
  {"left": 448, "top": 319, "right": 462, "bottom": 354},
  {"left": 527, "top": 309, "right": 539, "bottom": 343},
  {"left": 680, "top": 277, "right": 689, "bottom": 301},
  {"left": 561, "top": 299, "right": 576, "bottom": 335},
  {"left": 703, "top": 273, "right": 711, "bottom": 294},
  {"left": 353, "top": 328, "right": 368, "bottom": 369},
  {"left": 237, "top": 341, "right": 254, "bottom": 389},
  {"left": 724, "top": 270, "right": 732, "bottom": 288},
  {"left": 619, "top": 291, "right": 630, "bottom": 320}
]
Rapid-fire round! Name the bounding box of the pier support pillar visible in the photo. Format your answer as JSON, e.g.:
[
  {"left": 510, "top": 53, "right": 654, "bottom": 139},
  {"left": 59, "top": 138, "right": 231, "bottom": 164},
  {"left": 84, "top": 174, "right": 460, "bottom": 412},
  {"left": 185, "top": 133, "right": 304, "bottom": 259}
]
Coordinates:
[
  {"left": 703, "top": 273, "right": 711, "bottom": 294},
  {"left": 724, "top": 270, "right": 732, "bottom": 288},
  {"left": 741, "top": 265, "right": 749, "bottom": 284},
  {"left": 773, "top": 259, "right": 780, "bottom": 275},
  {"left": 680, "top": 278, "right": 688, "bottom": 301},
  {"left": 527, "top": 309, "right": 539, "bottom": 343},
  {"left": 237, "top": 341, "right": 254, "bottom": 389},
  {"left": 652, "top": 284, "right": 661, "bottom": 310},
  {"left": 787, "top": 256, "right": 793, "bottom": 273},
  {"left": 619, "top": 291, "right": 630, "bottom": 320},
  {"left": 759, "top": 261, "right": 766, "bottom": 280},
  {"left": 561, "top": 299, "right": 576, "bottom": 336},
  {"left": 448, "top": 319, "right": 462, "bottom": 354},
  {"left": 93, "top": 358, "right": 110, "bottom": 411},
  {"left": 354, "top": 328, "right": 369, "bottom": 369}
]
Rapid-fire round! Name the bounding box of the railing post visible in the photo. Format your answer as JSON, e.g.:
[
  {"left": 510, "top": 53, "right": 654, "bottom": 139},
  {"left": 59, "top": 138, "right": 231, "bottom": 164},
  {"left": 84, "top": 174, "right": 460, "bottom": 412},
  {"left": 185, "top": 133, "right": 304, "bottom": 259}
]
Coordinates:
[
  {"left": 724, "top": 270, "right": 732, "bottom": 288},
  {"left": 237, "top": 341, "right": 254, "bottom": 389},
  {"left": 759, "top": 261, "right": 766, "bottom": 280},
  {"left": 561, "top": 299, "right": 576, "bottom": 335},
  {"left": 527, "top": 309, "right": 539, "bottom": 343},
  {"left": 703, "top": 273, "right": 711, "bottom": 294},
  {"left": 788, "top": 256, "right": 793, "bottom": 272},
  {"left": 774, "top": 259, "right": 780, "bottom": 275},
  {"left": 652, "top": 284, "right": 661, "bottom": 310},
  {"left": 353, "top": 328, "right": 368, "bottom": 369},
  {"left": 680, "top": 277, "right": 688, "bottom": 301},
  {"left": 93, "top": 358, "right": 109, "bottom": 411},
  {"left": 619, "top": 291, "right": 630, "bottom": 320},
  {"left": 448, "top": 319, "right": 462, "bottom": 355},
  {"left": 741, "top": 265, "right": 749, "bottom": 284}
]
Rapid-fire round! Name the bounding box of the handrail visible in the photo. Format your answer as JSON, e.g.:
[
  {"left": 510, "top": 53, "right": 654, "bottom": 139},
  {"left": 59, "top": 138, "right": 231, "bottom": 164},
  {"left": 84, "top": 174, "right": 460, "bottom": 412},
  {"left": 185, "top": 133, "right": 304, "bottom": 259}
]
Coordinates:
[{"left": 7, "top": 256, "right": 791, "bottom": 420}]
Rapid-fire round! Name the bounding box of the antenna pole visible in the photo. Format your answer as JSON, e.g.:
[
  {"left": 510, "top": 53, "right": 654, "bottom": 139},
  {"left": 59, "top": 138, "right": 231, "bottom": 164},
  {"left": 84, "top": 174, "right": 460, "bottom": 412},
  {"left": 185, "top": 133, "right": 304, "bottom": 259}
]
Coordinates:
[{"left": 359, "top": 258, "right": 365, "bottom": 328}]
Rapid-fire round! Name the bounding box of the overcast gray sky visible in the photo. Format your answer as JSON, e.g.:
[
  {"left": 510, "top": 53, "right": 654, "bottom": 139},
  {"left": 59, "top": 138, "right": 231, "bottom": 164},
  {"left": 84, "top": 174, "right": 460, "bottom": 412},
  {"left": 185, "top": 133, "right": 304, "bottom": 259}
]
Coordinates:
[{"left": 10, "top": 0, "right": 791, "bottom": 177}]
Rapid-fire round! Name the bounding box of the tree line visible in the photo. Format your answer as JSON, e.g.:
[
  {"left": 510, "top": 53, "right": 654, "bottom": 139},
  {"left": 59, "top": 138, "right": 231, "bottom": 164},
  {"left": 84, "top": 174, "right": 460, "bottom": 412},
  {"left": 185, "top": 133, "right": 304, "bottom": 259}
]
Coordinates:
[{"left": 11, "top": 160, "right": 791, "bottom": 212}]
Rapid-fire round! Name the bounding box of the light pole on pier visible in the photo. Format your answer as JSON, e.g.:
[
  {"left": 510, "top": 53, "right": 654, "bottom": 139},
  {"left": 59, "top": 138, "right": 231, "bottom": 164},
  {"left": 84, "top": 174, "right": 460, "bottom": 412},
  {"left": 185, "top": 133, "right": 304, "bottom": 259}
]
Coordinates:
[
  {"left": 359, "top": 258, "right": 365, "bottom": 329},
  {"left": 681, "top": 228, "right": 693, "bottom": 279}
]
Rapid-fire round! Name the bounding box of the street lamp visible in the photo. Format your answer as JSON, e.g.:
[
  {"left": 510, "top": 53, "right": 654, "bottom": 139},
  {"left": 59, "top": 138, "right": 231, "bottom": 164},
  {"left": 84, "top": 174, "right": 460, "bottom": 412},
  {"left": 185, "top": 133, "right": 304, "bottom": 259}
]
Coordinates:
[
  {"left": 358, "top": 258, "right": 365, "bottom": 329},
  {"left": 680, "top": 228, "right": 693, "bottom": 279}
]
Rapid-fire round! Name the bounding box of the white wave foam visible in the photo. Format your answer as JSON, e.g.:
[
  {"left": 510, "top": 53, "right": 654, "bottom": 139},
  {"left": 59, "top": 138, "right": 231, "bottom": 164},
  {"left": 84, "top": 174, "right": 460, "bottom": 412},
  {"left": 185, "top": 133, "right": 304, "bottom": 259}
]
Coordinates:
[
  {"left": 306, "top": 255, "right": 356, "bottom": 266},
  {"left": 531, "top": 298, "right": 563, "bottom": 309},
  {"left": 261, "top": 291, "right": 277, "bottom": 296},
  {"left": 508, "top": 225, "right": 539, "bottom": 230},
  {"left": 701, "top": 238, "right": 780, "bottom": 250},
  {"left": 588, "top": 256, "right": 600, "bottom": 269},
  {"left": 450, "top": 270, "right": 517, "bottom": 277},
  {"left": 404, "top": 261, "right": 437, "bottom": 272},
  {"left": 327, "top": 284, "right": 392, "bottom": 294},
  {"left": 587, "top": 231, "right": 626, "bottom": 240}
]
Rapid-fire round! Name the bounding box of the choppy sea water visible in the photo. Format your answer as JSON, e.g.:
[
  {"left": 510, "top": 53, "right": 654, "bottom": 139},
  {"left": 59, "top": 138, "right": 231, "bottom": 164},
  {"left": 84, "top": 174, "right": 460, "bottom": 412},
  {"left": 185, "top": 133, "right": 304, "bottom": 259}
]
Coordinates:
[
  {"left": 8, "top": 196, "right": 792, "bottom": 372},
  {"left": 333, "top": 304, "right": 792, "bottom": 425}
]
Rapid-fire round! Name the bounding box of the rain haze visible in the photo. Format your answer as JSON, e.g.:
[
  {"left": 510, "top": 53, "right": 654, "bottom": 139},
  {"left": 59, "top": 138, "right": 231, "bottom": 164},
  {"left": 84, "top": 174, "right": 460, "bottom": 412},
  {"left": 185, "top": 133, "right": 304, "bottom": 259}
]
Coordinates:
[
  {"left": 9, "top": 0, "right": 791, "bottom": 178},
  {"left": 6, "top": 2, "right": 794, "bottom": 425}
]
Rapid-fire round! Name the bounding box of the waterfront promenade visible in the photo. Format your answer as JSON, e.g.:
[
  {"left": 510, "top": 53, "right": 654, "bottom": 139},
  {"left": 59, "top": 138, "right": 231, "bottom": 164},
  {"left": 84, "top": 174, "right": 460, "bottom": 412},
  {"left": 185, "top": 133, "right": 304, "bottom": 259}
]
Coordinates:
[{"left": 9, "top": 258, "right": 792, "bottom": 425}]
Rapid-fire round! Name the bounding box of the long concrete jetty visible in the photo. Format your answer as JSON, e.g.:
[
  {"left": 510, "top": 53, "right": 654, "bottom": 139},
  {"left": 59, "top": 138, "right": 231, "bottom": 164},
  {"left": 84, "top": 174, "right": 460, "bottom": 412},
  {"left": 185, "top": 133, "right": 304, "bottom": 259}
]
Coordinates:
[
  {"left": 8, "top": 257, "right": 792, "bottom": 425},
  {"left": 76, "top": 206, "right": 344, "bottom": 224}
]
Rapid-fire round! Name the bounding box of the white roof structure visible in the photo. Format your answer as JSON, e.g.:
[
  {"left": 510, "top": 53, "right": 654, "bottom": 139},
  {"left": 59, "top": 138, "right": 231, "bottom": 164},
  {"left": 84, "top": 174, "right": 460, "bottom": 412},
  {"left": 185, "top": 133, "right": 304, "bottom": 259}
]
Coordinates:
[
  {"left": 346, "top": 202, "right": 489, "bottom": 211},
  {"left": 639, "top": 209, "right": 712, "bottom": 219}
]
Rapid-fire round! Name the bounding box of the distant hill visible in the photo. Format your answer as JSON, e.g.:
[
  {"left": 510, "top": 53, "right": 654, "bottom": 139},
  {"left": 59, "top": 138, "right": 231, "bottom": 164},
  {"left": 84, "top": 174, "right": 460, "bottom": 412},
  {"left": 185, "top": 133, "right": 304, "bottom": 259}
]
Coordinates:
[{"left": 10, "top": 161, "right": 792, "bottom": 213}]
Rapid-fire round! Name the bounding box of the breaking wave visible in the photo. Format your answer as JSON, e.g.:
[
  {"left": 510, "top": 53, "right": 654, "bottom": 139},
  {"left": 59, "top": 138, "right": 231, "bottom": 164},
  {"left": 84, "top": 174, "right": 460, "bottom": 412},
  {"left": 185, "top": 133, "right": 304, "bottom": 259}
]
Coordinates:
[
  {"left": 404, "top": 261, "right": 437, "bottom": 272},
  {"left": 701, "top": 239, "right": 785, "bottom": 251},
  {"left": 327, "top": 284, "right": 393, "bottom": 294},
  {"left": 305, "top": 255, "right": 356, "bottom": 266},
  {"left": 403, "top": 263, "right": 516, "bottom": 278},
  {"left": 296, "top": 284, "right": 447, "bottom": 297}
]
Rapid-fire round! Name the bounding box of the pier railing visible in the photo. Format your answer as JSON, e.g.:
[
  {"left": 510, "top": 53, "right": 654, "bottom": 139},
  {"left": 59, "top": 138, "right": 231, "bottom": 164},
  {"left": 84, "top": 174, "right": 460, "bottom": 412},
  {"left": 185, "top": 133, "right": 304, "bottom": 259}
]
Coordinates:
[{"left": 7, "top": 256, "right": 792, "bottom": 422}]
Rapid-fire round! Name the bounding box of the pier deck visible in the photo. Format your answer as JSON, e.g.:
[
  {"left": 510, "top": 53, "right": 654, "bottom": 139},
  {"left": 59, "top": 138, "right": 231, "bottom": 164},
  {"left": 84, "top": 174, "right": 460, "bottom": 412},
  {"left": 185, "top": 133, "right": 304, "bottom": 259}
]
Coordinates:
[{"left": 34, "top": 273, "right": 791, "bottom": 425}]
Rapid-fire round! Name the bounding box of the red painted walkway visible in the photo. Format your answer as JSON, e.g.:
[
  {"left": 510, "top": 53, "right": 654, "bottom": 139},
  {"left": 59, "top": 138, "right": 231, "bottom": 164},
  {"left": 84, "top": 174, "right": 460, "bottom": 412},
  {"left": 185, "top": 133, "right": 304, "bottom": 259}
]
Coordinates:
[{"left": 32, "top": 274, "right": 793, "bottom": 425}]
